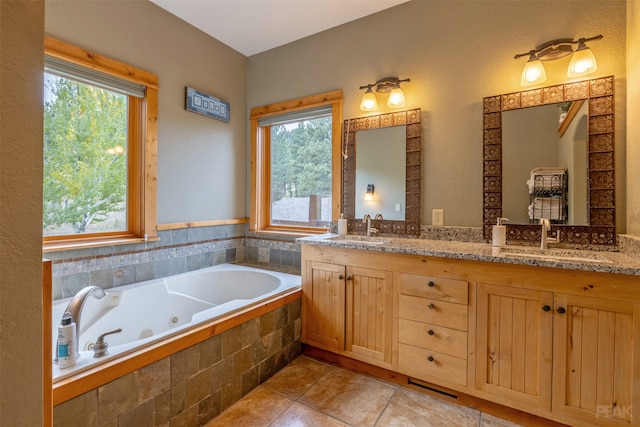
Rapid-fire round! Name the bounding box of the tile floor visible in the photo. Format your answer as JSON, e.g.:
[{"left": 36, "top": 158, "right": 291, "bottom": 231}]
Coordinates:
[{"left": 205, "top": 355, "right": 523, "bottom": 427}]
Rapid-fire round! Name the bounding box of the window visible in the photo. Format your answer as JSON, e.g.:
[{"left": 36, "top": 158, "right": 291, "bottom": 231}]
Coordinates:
[
  {"left": 250, "top": 90, "right": 343, "bottom": 234},
  {"left": 43, "top": 37, "right": 158, "bottom": 250}
]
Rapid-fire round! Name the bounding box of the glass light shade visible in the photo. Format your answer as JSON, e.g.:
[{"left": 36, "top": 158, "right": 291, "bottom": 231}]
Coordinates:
[
  {"left": 360, "top": 89, "right": 377, "bottom": 111},
  {"left": 567, "top": 43, "right": 597, "bottom": 77},
  {"left": 387, "top": 87, "right": 406, "bottom": 108},
  {"left": 520, "top": 54, "right": 547, "bottom": 86}
]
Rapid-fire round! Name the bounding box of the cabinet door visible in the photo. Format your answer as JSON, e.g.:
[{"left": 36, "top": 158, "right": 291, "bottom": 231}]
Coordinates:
[
  {"left": 553, "top": 294, "right": 640, "bottom": 426},
  {"left": 476, "top": 283, "right": 553, "bottom": 412},
  {"left": 301, "top": 261, "right": 346, "bottom": 351},
  {"left": 345, "top": 266, "right": 393, "bottom": 366}
]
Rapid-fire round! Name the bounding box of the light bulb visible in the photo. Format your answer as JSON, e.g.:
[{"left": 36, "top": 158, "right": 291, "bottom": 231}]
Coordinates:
[
  {"left": 568, "top": 42, "right": 597, "bottom": 77},
  {"left": 387, "top": 87, "right": 405, "bottom": 108},
  {"left": 520, "top": 52, "right": 546, "bottom": 86},
  {"left": 360, "top": 88, "right": 377, "bottom": 111}
]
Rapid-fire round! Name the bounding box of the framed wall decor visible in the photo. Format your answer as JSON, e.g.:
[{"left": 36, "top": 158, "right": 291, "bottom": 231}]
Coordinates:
[{"left": 185, "top": 86, "right": 230, "bottom": 122}]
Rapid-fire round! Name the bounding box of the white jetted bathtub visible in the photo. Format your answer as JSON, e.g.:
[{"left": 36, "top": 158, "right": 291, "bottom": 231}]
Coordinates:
[{"left": 51, "top": 263, "right": 300, "bottom": 382}]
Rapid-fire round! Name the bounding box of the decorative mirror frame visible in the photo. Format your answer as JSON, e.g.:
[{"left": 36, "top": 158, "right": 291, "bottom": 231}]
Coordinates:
[
  {"left": 483, "top": 76, "right": 616, "bottom": 245},
  {"left": 343, "top": 108, "right": 421, "bottom": 236}
]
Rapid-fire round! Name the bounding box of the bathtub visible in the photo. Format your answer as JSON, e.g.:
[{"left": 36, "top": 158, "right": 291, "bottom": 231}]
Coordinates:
[{"left": 51, "top": 264, "right": 300, "bottom": 382}]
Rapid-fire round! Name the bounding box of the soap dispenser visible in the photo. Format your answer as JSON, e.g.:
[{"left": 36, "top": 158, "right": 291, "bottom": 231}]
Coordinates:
[
  {"left": 338, "top": 213, "right": 347, "bottom": 235},
  {"left": 492, "top": 217, "right": 509, "bottom": 247}
]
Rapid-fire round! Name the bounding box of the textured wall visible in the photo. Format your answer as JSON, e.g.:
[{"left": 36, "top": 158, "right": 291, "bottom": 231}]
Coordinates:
[
  {"left": 0, "top": 1, "right": 45, "bottom": 425},
  {"left": 247, "top": 0, "right": 627, "bottom": 230},
  {"left": 627, "top": 1, "right": 640, "bottom": 236},
  {"left": 45, "top": 0, "right": 247, "bottom": 224}
]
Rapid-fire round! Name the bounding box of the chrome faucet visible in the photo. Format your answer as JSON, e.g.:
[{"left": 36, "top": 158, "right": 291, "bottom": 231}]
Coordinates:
[
  {"left": 363, "top": 214, "right": 378, "bottom": 238},
  {"left": 540, "top": 218, "right": 551, "bottom": 249},
  {"left": 61, "top": 286, "right": 107, "bottom": 358}
]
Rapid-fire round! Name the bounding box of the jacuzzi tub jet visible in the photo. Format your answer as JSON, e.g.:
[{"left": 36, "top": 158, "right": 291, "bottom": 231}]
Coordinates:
[
  {"left": 139, "top": 329, "right": 153, "bottom": 339},
  {"left": 169, "top": 315, "right": 179, "bottom": 325}
]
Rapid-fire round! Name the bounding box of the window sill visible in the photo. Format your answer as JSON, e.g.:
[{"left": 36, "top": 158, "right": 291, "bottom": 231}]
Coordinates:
[
  {"left": 43, "top": 235, "right": 160, "bottom": 253},
  {"left": 250, "top": 227, "right": 329, "bottom": 238}
]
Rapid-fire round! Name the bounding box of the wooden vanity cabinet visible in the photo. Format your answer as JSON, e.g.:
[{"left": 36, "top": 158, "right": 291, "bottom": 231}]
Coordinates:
[
  {"left": 552, "top": 294, "right": 640, "bottom": 426},
  {"left": 475, "top": 272, "right": 640, "bottom": 426},
  {"left": 301, "top": 247, "right": 394, "bottom": 368}
]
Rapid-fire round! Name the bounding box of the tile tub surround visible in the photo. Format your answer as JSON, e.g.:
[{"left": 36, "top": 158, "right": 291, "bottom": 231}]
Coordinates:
[
  {"left": 206, "top": 356, "right": 527, "bottom": 427},
  {"left": 53, "top": 298, "right": 302, "bottom": 427},
  {"left": 47, "top": 224, "right": 246, "bottom": 300},
  {"left": 245, "top": 232, "right": 302, "bottom": 273},
  {"left": 298, "top": 233, "right": 640, "bottom": 275}
]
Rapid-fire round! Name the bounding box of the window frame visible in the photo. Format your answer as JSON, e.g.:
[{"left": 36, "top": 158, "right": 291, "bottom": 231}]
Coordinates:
[
  {"left": 43, "top": 37, "right": 158, "bottom": 251},
  {"left": 250, "top": 90, "right": 343, "bottom": 235}
]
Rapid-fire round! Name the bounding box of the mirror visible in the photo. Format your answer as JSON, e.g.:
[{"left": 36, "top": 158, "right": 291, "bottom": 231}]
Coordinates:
[
  {"left": 483, "top": 76, "right": 616, "bottom": 245},
  {"left": 343, "top": 108, "right": 421, "bottom": 236},
  {"left": 355, "top": 126, "right": 406, "bottom": 220}
]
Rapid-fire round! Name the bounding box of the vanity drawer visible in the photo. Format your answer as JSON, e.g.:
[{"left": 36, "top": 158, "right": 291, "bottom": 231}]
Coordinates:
[
  {"left": 398, "top": 318, "right": 467, "bottom": 359},
  {"left": 398, "top": 343, "right": 467, "bottom": 386},
  {"left": 399, "top": 294, "right": 468, "bottom": 331},
  {"left": 398, "top": 273, "right": 468, "bottom": 304}
]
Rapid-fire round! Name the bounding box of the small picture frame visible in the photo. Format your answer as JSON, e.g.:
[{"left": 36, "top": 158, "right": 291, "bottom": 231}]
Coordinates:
[{"left": 185, "top": 86, "right": 230, "bottom": 123}]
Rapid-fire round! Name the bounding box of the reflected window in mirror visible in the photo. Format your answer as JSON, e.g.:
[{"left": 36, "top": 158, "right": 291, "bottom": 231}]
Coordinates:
[
  {"left": 343, "top": 108, "right": 421, "bottom": 236},
  {"left": 483, "top": 76, "right": 615, "bottom": 245}
]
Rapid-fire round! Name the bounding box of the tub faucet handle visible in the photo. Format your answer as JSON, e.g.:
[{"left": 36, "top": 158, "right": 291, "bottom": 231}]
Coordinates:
[{"left": 93, "top": 328, "right": 122, "bottom": 358}]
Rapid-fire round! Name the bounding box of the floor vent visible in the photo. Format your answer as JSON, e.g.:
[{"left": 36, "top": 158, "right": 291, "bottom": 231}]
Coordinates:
[{"left": 408, "top": 379, "right": 458, "bottom": 399}]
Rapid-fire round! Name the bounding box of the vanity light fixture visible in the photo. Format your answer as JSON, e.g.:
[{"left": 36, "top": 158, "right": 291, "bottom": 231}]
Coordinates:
[
  {"left": 514, "top": 35, "right": 603, "bottom": 86},
  {"left": 359, "top": 77, "right": 410, "bottom": 111},
  {"left": 364, "top": 184, "right": 375, "bottom": 201}
]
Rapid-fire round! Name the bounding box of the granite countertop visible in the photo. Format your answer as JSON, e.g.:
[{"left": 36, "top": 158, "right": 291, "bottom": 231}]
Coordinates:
[{"left": 297, "top": 234, "right": 640, "bottom": 276}]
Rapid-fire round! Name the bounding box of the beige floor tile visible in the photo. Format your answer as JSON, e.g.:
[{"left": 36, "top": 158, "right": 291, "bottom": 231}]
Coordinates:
[
  {"left": 205, "top": 386, "right": 292, "bottom": 427},
  {"left": 269, "top": 402, "right": 351, "bottom": 427},
  {"left": 480, "top": 412, "right": 524, "bottom": 427},
  {"left": 299, "top": 367, "right": 395, "bottom": 426},
  {"left": 375, "top": 388, "right": 481, "bottom": 427},
  {"left": 263, "top": 356, "right": 333, "bottom": 399}
]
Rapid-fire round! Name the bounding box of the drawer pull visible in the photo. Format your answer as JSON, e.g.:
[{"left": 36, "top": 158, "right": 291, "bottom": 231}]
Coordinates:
[
  {"left": 427, "top": 355, "right": 435, "bottom": 362},
  {"left": 428, "top": 281, "right": 435, "bottom": 287},
  {"left": 427, "top": 329, "right": 435, "bottom": 336},
  {"left": 542, "top": 305, "right": 551, "bottom": 312},
  {"left": 428, "top": 303, "right": 436, "bottom": 310},
  {"left": 557, "top": 307, "right": 566, "bottom": 314}
]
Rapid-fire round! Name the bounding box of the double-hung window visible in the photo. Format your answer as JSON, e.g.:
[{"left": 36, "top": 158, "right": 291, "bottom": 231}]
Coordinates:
[
  {"left": 250, "top": 90, "right": 343, "bottom": 234},
  {"left": 43, "top": 37, "right": 158, "bottom": 250}
]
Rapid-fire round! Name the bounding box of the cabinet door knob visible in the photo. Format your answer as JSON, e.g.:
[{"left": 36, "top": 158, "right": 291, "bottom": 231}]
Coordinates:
[
  {"left": 338, "top": 274, "right": 343, "bottom": 280},
  {"left": 542, "top": 305, "right": 551, "bottom": 312},
  {"left": 427, "top": 355, "right": 435, "bottom": 362},
  {"left": 428, "top": 303, "right": 436, "bottom": 310},
  {"left": 346, "top": 275, "right": 352, "bottom": 281},
  {"left": 428, "top": 281, "right": 435, "bottom": 287},
  {"left": 427, "top": 329, "right": 435, "bottom": 336},
  {"left": 557, "top": 307, "right": 566, "bottom": 314}
]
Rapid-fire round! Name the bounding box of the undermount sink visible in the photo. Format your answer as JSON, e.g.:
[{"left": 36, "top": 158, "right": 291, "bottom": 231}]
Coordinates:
[
  {"left": 498, "top": 247, "right": 613, "bottom": 264},
  {"left": 328, "top": 236, "right": 391, "bottom": 246}
]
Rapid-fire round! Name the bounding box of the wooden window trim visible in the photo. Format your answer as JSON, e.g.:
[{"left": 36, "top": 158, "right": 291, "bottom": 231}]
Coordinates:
[
  {"left": 43, "top": 37, "right": 158, "bottom": 251},
  {"left": 250, "top": 90, "right": 343, "bottom": 235}
]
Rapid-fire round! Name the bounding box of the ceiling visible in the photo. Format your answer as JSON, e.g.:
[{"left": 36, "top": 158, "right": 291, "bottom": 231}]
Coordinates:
[{"left": 149, "top": 0, "right": 409, "bottom": 57}]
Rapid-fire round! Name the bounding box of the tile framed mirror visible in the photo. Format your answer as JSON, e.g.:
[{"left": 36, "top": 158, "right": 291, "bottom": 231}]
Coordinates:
[
  {"left": 343, "top": 108, "right": 421, "bottom": 236},
  {"left": 483, "top": 76, "right": 616, "bottom": 245}
]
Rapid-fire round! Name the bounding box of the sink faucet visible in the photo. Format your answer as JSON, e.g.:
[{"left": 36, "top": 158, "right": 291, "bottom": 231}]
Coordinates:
[
  {"left": 363, "top": 214, "right": 378, "bottom": 238},
  {"left": 540, "top": 218, "right": 551, "bottom": 249},
  {"left": 60, "top": 286, "right": 107, "bottom": 358}
]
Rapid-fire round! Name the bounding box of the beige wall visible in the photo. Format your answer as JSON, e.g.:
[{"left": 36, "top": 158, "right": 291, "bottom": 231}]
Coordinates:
[
  {"left": 628, "top": 0, "right": 640, "bottom": 236},
  {"left": 0, "top": 1, "right": 45, "bottom": 424},
  {"left": 247, "top": 0, "right": 627, "bottom": 230},
  {"left": 46, "top": 0, "right": 248, "bottom": 224}
]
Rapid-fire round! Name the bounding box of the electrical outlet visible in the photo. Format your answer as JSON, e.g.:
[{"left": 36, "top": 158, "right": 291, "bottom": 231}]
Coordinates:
[
  {"left": 395, "top": 203, "right": 401, "bottom": 212},
  {"left": 432, "top": 209, "right": 444, "bottom": 226}
]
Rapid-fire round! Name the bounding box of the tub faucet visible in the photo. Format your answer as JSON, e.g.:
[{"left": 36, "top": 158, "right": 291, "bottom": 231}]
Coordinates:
[
  {"left": 363, "top": 214, "right": 378, "bottom": 237},
  {"left": 62, "top": 286, "right": 107, "bottom": 358}
]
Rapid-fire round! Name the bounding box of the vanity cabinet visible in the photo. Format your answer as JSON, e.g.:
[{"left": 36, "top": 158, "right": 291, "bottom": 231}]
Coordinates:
[
  {"left": 476, "top": 282, "right": 640, "bottom": 426},
  {"left": 397, "top": 273, "right": 470, "bottom": 388},
  {"left": 475, "top": 283, "right": 554, "bottom": 412},
  {"left": 301, "top": 249, "right": 394, "bottom": 368},
  {"left": 552, "top": 294, "right": 640, "bottom": 426}
]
